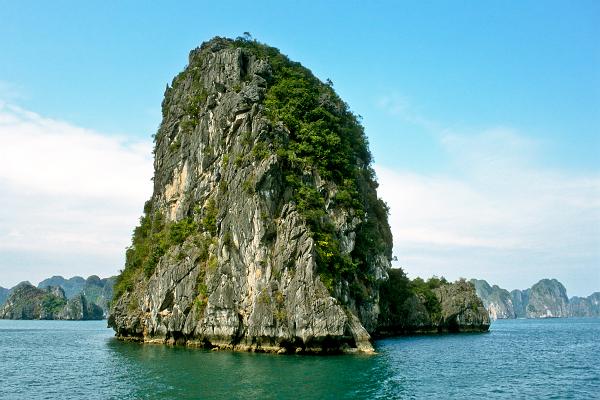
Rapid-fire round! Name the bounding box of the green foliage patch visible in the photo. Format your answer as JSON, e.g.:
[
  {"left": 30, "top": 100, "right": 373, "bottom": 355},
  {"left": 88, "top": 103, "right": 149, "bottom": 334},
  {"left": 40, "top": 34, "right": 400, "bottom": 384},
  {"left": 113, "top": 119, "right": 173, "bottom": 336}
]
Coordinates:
[
  {"left": 113, "top": 199, "right": 218, "bottom": 300},
  {"left": 41, "top": 294, "right": 67, "bottom": 315},
  {"left": 231, "top": 37, "right": 391, "bottom": 290},
  {"left": 411, "top": 276, "right": 447, "bottom": 320},
  {"left": 379, "top": 271, "right": 449, "bottom": 327}
]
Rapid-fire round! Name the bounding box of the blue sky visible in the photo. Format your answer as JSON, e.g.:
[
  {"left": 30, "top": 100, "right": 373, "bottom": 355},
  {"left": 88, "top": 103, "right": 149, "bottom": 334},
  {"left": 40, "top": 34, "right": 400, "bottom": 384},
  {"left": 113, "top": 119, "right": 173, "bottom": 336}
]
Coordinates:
[{"left": 0, "top": 1, "right": 598, "bottom": 295}]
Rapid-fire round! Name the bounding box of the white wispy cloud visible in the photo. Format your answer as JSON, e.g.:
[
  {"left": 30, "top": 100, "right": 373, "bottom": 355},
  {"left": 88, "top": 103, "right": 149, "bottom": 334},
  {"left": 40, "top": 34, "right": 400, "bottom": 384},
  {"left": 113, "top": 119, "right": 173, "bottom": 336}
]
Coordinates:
[
  {"left": 375, "top": 109, "right": 600, "bottom": 296},
  {"left": 377, "top": 93, "right": 441, "bottom": 132},
  {"left": 0, "top": 103, "right": 153, "bottom": 286}
]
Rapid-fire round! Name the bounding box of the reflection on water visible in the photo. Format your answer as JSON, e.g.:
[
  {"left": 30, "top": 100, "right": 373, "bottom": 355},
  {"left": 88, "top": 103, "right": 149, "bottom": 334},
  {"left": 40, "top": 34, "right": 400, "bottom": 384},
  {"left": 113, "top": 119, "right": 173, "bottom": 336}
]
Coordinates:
[
  {"left": 105, "top": 337, "right": 383, "bottom": 399},
  {"left": 1, "top": 319, "right": 598, "bottom": 399}
]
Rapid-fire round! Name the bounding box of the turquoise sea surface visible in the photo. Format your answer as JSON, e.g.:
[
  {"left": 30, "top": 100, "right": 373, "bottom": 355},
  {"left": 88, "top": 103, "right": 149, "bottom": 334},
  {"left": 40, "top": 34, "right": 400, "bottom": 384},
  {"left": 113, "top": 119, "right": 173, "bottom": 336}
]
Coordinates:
[{"left": 0, "top": 318, "right": 598, "bottom": 399}]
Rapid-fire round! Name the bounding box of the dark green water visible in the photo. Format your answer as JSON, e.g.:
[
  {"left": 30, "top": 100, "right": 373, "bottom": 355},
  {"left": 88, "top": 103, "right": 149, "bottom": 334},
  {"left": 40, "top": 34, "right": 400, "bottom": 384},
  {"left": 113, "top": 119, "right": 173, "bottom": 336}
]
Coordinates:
[{"left": 0, "top": 318, "right": 598, "bottom": 399}]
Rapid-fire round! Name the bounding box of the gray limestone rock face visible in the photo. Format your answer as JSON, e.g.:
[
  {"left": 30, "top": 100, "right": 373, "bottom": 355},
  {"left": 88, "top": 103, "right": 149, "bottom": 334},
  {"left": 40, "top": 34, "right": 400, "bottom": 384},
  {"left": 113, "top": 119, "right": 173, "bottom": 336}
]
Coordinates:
[
  {"left": 525, "top": 279, "right": 569, "bottom": 318},
  {"left": 37, "top": 275, "right": 115, "bottom": 317},
  {"left": 109, "top": 37, "right": 392, "bottom": 354},
  {"left": 0, "top": 283, "right": 66, "bottom": 320},
  {"left": 470, "top": 279, "right": 516, "bottom": 320},
  {"left": 0, "top": 287, "right": 8, "bottom": 307},
  {"left": 58, "top": 294, "right": 104, "bottom": 320},
  {"left": 473, "top": 278, "right": 599, "bottom": 319},
  {"left": 511, "top": 289, "right": 530, "bottom": 318},
  {"left": 568, "top": 293, "right": 600, "bottom": 317},
  {"left": 433, "top": 280, "right": 490, "bottom": 332}
]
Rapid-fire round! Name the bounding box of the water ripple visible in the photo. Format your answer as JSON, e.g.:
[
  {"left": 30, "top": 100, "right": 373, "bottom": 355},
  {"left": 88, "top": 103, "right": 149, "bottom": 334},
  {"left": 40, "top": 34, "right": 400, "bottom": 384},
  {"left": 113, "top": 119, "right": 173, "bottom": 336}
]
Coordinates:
[{"left": 0, "top": 318, "right": 598, "bottom": 399}]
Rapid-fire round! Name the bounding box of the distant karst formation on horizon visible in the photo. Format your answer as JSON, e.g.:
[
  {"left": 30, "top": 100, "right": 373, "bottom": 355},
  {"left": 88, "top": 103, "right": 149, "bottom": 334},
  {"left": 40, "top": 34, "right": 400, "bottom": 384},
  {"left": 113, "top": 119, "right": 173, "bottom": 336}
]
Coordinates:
[
  {"left": 0, "top": 275, "right": 115, "bottom": 320},
  {"left": 471, "top": 278, "right": 599, "bottom": 320}
]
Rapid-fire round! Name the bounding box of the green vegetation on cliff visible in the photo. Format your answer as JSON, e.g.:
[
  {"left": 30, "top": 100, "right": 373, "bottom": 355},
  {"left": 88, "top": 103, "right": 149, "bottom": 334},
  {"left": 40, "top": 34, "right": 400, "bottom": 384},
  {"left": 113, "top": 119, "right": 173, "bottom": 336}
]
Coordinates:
[
  {"left": 114, "top": 200, "right": 215, "bottom": 298},
  {"left": 377, "top": 271, "right": 488, "bottom": 334},
  {"left": 231, "top": 37, "right": 392, "bottom": 291},
  {"left": 0, "top": 282, "right": 104, "bottom": 321},
  {"left": 379, "top": 269, "right": 448, "bottom": 325}
]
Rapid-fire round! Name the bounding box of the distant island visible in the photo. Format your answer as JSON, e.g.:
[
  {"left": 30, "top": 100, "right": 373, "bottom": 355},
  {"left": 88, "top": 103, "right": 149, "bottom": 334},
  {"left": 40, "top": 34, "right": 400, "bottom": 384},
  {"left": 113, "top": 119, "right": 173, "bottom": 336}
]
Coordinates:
[
  {"left": 0, "top": 275, "right": 115, "bottom": 320},
  {"left": 471, "top": 278, "right": 599, "bottom": 320}
]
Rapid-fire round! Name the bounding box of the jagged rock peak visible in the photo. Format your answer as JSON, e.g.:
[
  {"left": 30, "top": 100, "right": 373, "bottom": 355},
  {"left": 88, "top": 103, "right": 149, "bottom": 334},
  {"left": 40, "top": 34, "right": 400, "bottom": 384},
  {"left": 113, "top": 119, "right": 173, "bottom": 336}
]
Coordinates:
[
  {"left": 109, "top": 36, "right": 393, "bottom": 354},
  {"left": 472, "top": 278, "right": 599, "bottom": 319}
]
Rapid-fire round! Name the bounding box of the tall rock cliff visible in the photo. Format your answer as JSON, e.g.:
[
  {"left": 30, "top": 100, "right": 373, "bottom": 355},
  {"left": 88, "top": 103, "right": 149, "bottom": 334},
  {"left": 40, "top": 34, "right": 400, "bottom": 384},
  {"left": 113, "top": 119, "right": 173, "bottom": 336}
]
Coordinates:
[
  {"left": 109, "top": 37, "right": 393, "bottom": 353},
  {"left": 525, "top": 279, "right": 569, "bottom": 318},
  {"left": 568, "top": 293, "right": 600, "bottom": 317},
  {"left": 511, "top": 288, "right": 530, "bottom": 318}
]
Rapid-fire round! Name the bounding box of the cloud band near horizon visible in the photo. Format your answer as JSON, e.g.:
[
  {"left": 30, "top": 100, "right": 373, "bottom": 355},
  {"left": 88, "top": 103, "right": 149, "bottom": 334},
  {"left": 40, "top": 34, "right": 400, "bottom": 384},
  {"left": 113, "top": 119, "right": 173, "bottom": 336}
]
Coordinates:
[{"left": 0, "top": 103, "right": 598, "bottom": 296}]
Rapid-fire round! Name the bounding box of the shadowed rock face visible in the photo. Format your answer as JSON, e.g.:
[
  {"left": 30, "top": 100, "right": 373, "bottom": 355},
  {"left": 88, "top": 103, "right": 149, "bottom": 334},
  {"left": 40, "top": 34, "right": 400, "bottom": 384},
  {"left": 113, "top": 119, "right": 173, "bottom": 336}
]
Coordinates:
[
  {"left": 109, "top": 37, "right": 392, "bottom": 354},
  {"left": 58, "top": 294, "right": 104, "bottom": 320},
  {"left": 0, "top": 287, "right": 9, "bottom": 306},
  {"left": 511, "top": 288, "right": 530, "bottom": 318},
  {"left": 377, "top": 274, "right": 489, "bottom": 336},
  {"left": 434, "top": 280, "right": 491, "bottom": 332},
  {"left": 525, "top": 279, "right": 569, "bottom": 318}
]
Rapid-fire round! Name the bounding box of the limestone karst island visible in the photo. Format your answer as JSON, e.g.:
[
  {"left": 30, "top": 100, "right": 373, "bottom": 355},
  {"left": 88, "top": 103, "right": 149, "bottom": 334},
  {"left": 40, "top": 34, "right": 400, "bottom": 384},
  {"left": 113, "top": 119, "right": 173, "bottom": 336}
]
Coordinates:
[
  {"left": 3, "top": 2, "right": 598, "bottom": 398},
  {"left": 107, "top": 37, "right": 489, "bottom": 353}
]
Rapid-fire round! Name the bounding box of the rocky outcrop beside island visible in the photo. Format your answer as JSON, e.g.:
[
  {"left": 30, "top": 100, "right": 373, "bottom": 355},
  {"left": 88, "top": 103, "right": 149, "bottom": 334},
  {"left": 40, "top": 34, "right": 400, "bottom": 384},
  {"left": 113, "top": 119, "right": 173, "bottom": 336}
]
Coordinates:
[
  {"left": 377, "top": 271, "right": 489, "bottom": 335},
  {"left": 0, "top": 282, "right": 103, "bottom": 320},
  {"left": 435, "top": 280, "right": 491, "bottom": 332},
  {"left": 471, "top": 278, "right": 599, "bottom": 320},
  {"left": 0, "top": 283, "right": 66, "bottom": 319}
]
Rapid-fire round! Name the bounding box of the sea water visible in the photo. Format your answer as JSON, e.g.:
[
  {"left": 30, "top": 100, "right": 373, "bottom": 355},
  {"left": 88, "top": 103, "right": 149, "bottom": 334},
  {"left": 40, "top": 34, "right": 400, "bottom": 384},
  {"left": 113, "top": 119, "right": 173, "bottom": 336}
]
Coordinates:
[{"left": 0, "top": 318, "right": 598, "bottom": 399}]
